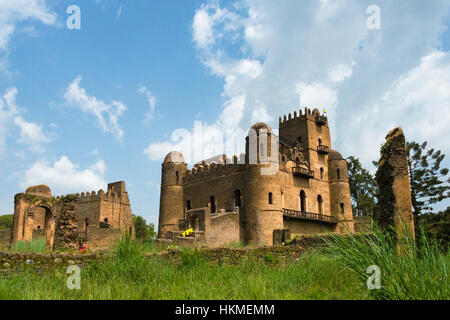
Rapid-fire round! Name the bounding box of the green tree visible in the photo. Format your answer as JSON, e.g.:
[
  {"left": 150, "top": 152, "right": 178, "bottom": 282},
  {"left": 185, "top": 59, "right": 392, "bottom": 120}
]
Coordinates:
[
  {"left": 132, "top": 214, "right": 156, "bottom": 242},
  {"left": 346, "top": 156, "right": 377, "bottom": 216},
  {"left": 417, "top": 207, "right": 450, "bottom": 248},
  {"left": 0, "top": 214, "right": 13, "bottom": 229},
  {"left": 407, "top": 141, "right": 450, "bottom": 217}
]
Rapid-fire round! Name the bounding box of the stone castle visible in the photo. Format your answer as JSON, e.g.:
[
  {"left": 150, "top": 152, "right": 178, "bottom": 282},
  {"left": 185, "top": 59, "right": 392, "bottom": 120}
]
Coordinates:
[
  {"left": 158, "top": 108, "right": 354, "bottom": 247},
  {"left": 10, "top": 181, "right": 134, "bottom": 250}
]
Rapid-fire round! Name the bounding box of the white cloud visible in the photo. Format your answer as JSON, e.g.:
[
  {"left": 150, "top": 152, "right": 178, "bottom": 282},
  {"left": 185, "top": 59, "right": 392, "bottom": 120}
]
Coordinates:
[
  {"left": 328, "top": 64, "right": 354, "bottom": 83},
  {"left": 0, "top": 87, "right": 50, "bottom": 154},
  {"left": 146, "top": 0, "right": 450, "bottom": 174},
  {"left": 64, "top": 76, "right": 127, "bottom": 140},
  {"left": 192, "top": 6, "right": 214, "bottom": 48},
  {"left": 350, "top": 50, "right": 450, "bottom": 166},
  {"left": 19, "top": 156, "right": 107, "bottom": 195},
  {"left": 138, "top": 86, "right": 156, "bottom": 124},
  {"left": 0, "top": 0, "right": 57, "bottom": 66}
]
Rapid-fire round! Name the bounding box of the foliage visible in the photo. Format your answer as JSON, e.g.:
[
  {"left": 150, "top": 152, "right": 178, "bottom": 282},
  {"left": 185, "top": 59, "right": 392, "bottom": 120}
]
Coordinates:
[
  {"left": 407, "top": 141, "right": 449, "bottom": 217},
  {"left": 0, "top": 214, "right": 13, "bottom": 229},
  {"left": 132, "top": 214, "right": 156, "bottom": 242},
  {"left": 417, "top": 207, "right": 450, "bottom": 249},
  {"left": 346, "top": 156, "right": 377, "bottom": 216}
]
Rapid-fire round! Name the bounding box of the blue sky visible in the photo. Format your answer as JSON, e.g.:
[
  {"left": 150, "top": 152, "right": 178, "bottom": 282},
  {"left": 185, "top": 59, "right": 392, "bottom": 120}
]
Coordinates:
[{"left": 0, "top": 0, "right": 449, "bottom": 225}]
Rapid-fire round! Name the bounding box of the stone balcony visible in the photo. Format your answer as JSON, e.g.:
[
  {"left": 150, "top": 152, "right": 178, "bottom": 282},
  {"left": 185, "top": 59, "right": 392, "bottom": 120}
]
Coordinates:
[
  {"left": 317, "top": 145, "right": 330, "bottom": 154},
  {"left": 292, "top": 166, "right": 314, "bottom": 179},
  {"left": 283, "top": 208, "right": 338, "bottom": 224}
]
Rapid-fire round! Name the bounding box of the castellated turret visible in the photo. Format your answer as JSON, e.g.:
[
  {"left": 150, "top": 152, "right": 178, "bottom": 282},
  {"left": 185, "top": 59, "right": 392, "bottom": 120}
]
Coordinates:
[
  {"left": 158, "top": 151, "right": 187, "bottom": 238},
  {"left": 328, "top": 150, "right": 354, "bottom": 233},
  {"left": 244, "top": 122, "right": 283, "bottom": 245}
]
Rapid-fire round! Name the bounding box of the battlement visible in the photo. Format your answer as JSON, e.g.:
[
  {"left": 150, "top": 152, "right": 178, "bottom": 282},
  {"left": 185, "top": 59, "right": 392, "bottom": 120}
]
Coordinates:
[
  {"left": 279, "top": 107, "right": 328, "bottom": 127},
  {"left": 54, "top": 189, "right": 123, "bottom": 203},
  {"left": 184, "top": 154, "right": 246, "bottom": 184}
]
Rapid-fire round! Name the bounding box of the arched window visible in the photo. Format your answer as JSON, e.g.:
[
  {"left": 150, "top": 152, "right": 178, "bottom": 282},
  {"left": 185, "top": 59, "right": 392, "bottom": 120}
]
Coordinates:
[
  {"left": 300, "top": 190, "right": 307, "bottom": 212},
  {"left": 340, "top": 202, "right": 345, "bottom": 215},
  {"left": 268, "top": 192, "right": 273, "bottom": 204},
  {"left": 317, "top": 195, "right": 323, "bottom": 214},
  {"left": 320, "top": 167, "right": 324, "bottom": 179},
  {"left": 297, "top": 136, "right": 302, "bottom": 143},
  {"left": 337, "top": 168, "right": 341, "bottom": 180},
  {"left": 234, "top": 190, "right": 241, "bottom": 207},
  {"left": 176, "top": 171, "right": 179, "bottom": 183},
  {"left": 210, "top": 196, "right": 216, "bottom": 213},
  {"left": 37, "top": 226, "right": 41, "bottom": 230},
  {"left": 104, "top": 218, "right": 109, "bottom": 223},
  {"left": 318, "top": 138, "right": 322, "bottom": 146},
  {"left": 186, "top": 200, "right": 191, "bottom": 210},
  {"left": 282, "top": 155, "right": 286, "bottom": 162}
]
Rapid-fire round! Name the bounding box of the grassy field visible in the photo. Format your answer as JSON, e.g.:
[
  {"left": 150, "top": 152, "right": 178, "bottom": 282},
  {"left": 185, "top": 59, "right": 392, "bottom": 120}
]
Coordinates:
[{"left": 0, "top": 224, "right": 448, "bottom": 300}]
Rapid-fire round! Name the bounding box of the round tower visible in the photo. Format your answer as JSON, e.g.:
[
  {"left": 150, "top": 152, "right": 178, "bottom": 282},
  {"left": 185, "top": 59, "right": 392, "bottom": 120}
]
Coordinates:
[
  {"left": 244, "top": 123, "right": 283, "bottom": 245},
  {"left": 328, "top": 150, "right": 354, "bottom": 233},
  {"left": 158, "top": 151, "right": 187, "bottom": 238}
]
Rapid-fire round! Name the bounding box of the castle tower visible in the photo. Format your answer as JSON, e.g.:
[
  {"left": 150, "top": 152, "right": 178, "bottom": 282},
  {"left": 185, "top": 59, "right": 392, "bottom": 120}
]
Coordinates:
[
  {"left": 244, "top": 123, "right": 283, "bottom": 245},
  {"left": 279, "top": 108, "right": 331, "bottom": 179},
  {"left": 158, "top": 151, "right": 187, "bottom": 238},
  {"left": 105, "top": 181, "right": 133, "bottom": 233},
  {"left": 328, "top": 150, "right": 354, "bottom": 233}
]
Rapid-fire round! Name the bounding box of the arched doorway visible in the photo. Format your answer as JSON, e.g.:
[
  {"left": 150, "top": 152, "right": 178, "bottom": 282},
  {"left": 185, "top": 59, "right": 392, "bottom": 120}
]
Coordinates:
[
  {"left": 24, "top": 204, "right": 55, "bottom": 250},
  {"left": 317, "top": 195, "right": 323, "bottom": 214},
  {"left": 234, "top": 190, "right": 241, "bottom": 208},
  {"left": 300, "top": 190, "right": 307, "bottom": 212}
]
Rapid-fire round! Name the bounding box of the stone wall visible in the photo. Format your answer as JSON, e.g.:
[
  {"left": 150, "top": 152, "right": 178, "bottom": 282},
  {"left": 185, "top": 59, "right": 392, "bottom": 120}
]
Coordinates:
[
  {"left": 84, "top": 227, "right": 122, "bottom": 249},
  {"left": 0, "top": 251, "right": 105, "bottom": 273},
  {"left": 284, "top": 217, "right": 334, "bottom": 238},
  {"left": 206, "top": 212, "right": 240, "bottom": 247},
  {"left": 375, "top": 127, "right": 415, "bottom": 240}
]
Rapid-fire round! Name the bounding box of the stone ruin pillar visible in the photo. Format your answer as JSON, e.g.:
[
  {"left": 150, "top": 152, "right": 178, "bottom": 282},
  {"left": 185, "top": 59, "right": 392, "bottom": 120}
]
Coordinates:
[
  {"left": 375, "top": 127, "right": 415, "bottom": 251},
  {"left": 54, "top": 195, "right": 80, "bottom": 251}
]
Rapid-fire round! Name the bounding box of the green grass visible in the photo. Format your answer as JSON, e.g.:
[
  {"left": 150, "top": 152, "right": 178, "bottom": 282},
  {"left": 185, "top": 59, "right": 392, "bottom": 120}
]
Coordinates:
[
  {"left": 8, "top": 238, "right": 47, "bottom": 253},
  {"left": 0, "top": 226, "right": 448, "bottom": 300},
  {"left": 323, "top": 219, "right": 449, "bottom": 300},
  {"left": 0, "top": 237, "right": 367, "bottom": 300}
]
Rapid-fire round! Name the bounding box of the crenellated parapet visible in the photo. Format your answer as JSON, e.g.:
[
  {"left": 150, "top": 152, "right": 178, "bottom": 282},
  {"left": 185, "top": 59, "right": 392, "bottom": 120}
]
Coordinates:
[
  {"left": 54, "top": 188, "right": 125, "bottom": 204},
  {"left": 279, "top": 107, "right": 328, "bottom": 127},
  {"left": 184, "top": 159, "right": 246, "bottom": 184}
]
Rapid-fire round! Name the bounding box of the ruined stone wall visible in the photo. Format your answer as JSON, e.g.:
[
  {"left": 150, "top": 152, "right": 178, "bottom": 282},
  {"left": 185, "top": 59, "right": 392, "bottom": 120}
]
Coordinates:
[
  {"left": 206, "top": 212, "right": 240, "bottom": 247},
  {"left": 376, "top": 127, "right": 415, "bottom": 240},
  {"left": 54, "top": 195, "right": 79, "bottom": 250},
  {"left": 10, "top": 182, "right": 134, "bottom": 250},
  {"left": 84, "top": 226, "right": 122, "bottom": 249}
]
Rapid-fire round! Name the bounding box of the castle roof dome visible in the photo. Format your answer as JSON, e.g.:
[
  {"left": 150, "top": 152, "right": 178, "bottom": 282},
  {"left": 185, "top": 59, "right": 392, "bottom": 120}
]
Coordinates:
[
  {"left": 25, "top": 185, "right": 52, "bottom": 197},
  {"left": 248, "top": 122, "right": 272, "bottom": 135},
  {"left": 164, "top": 151, "right": 185, "bottom": 164},
  {"left": 328, "top": 150, "right": 344, "bottom": 161}
]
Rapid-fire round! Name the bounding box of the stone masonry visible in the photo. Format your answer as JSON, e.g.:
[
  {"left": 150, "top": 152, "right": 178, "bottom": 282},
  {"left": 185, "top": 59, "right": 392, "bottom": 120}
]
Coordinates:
[{"left": 375, "top": 127, "right": 415, "bottom": 243}]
